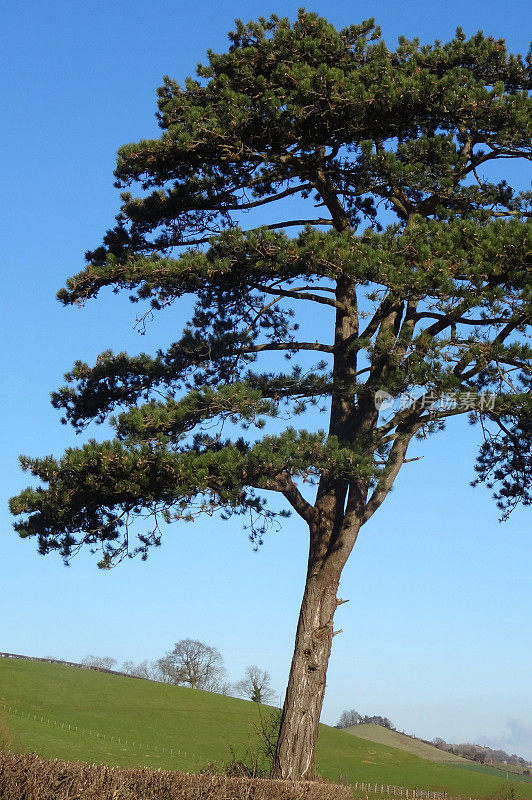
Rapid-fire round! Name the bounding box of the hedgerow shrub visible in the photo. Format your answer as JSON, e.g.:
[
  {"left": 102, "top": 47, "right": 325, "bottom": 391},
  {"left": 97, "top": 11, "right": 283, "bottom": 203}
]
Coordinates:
[{"left": 0, "top": 752, "right": 352, "bottom": 800}]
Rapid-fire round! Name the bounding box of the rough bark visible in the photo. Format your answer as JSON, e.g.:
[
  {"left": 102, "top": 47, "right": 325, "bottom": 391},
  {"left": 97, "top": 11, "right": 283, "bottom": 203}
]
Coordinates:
[
  {"left": 271, "top": 508, "right": 362, "bottom": 779},
  {"left": 271, "top": 547, "right": 340, "bottom": 779}
]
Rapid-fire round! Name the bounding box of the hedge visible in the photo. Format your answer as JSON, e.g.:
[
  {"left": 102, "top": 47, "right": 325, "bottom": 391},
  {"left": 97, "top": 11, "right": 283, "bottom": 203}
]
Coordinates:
[{"left": 0, "top": 752, "right": 353, "bottom": 800}]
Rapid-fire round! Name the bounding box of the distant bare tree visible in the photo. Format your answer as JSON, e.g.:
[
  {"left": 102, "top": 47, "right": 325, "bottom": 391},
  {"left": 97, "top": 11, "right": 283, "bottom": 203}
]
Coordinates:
[
  {"left": 234, "top": 666, "right": 275, "bottom": 704},
  {"left": 81, "top": 654, "right": 116, "bottom": 670},
  {"left": 202, "top": 671, "right": 231, "bottom": 695},
  {"left": 336, "top": 709, "right": 362, "bottom": 729},
  {"left": 157, "top": 639, "right": 228, "bottom": 692},
  {"left": 155, "top": 653, "right": 182, "bottom": 684},
  {"left": 121, "top": 659, "right": 162, "bottom": 681},
  {"left": 432, "top": 738, "right": 449, "bottom": 750}
]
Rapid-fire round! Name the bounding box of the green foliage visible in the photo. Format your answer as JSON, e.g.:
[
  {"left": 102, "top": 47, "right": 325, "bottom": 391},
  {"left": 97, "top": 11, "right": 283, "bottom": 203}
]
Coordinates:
[
  {"left": 472, "top": 374, "right": 532, "bottom": 518},
  {"left": 10, "top": 10, "right": 531, "bottom": 564}
]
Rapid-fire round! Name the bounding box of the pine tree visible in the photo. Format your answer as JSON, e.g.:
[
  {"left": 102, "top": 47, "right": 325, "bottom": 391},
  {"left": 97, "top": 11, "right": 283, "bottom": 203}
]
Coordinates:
[{"left": 10, "top": 11, "right": 532, "bottom": 779}]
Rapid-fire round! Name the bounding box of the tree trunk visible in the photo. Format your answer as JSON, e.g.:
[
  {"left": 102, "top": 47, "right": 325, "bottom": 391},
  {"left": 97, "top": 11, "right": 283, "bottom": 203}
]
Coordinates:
[
  {"left": 270, "top": 270, "right": 364, "bottom": 780},
  {"left": 270, "top": 546, "right": 343, "bottom": 780}
]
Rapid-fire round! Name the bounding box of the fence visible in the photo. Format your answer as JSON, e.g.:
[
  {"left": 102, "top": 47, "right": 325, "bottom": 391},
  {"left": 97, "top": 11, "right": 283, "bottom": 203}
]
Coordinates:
[
  {"left": 351, "top": 782, "right": 494, "bottom": 800},
  {"left": 353, "top": 783, "right": 448, "bottom": 799},
  {"left": 0, "top": 702, "right": 201, "bottom": 765}
]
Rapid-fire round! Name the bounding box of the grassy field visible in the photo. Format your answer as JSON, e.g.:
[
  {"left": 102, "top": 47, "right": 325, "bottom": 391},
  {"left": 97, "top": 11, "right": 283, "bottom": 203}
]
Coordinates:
[
  {"left": 346, "top": 725, "right": 485, "bottom": 765},
  {"left": 346, "top": 726, "right": 532, "bottom": 784},
  {"left": 1, "top": 657, "right": 531, "bottom": 798}
]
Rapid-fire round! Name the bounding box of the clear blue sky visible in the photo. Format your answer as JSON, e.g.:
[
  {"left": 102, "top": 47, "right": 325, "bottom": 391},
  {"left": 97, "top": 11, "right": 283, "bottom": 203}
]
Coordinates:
[{"left": 1, "top": 0, "right": 531, "bottom": 760}]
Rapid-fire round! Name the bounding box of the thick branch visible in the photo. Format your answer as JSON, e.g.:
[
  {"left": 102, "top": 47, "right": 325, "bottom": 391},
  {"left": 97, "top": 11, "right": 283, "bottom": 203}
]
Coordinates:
[
  {"left": 279, "top": 477, "right": 317, "bottom": 525},
  {"left": 223, "top": 184, "right": 313, "bottom": 211},
  {"left": 363, "top": 429, "right": 417, "bottom": 523},
  {"left": 264, "top": 219, "right": 334, "bottom": 230},
  {"left": 242, "top": 341, "right": 334, "bottom": 355},
  {"left": 415, "top": 312, "right": 515, "bottom": 327},
  {"left": 253, "top": 283, "right": 340, "bottom": 309},
  {"left": 314, "top": 157, "right": 351, "bottom": 233}
]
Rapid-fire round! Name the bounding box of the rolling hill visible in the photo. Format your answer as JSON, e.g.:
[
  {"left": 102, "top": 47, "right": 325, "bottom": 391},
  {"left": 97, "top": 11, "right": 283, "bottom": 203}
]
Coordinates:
[
  {"left": 1, "top": 657, "right": 531, "bottom": 798},
  {"left": 346, "top": 725, "right": 532, "bottom": 776},
  {"left": 345, "top": 725, "right": 471, "bottom": 764}
]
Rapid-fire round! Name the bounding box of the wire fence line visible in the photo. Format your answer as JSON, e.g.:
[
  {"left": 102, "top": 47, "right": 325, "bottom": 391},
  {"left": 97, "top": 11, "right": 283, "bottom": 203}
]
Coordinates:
[
  {"left": 353, "top": 783, "right": 448, "bottom": 799},
  {"left": 0, "top": 703, "right": 202, "bottom": 765},
  {"left": 352, "top": 784, "right": 492, "bottom": 800}
]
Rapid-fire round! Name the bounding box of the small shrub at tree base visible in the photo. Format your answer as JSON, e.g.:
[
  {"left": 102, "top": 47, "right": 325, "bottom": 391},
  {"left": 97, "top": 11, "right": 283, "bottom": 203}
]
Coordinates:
[
  {"left": 253, "top": 707, "right": 283, "bottom": 771},
  {"left": 217, "top": 710, "right": 283, "bottom": 780},
  {"left": 0, "top": 752, "right": 352, "bottom": 800}
]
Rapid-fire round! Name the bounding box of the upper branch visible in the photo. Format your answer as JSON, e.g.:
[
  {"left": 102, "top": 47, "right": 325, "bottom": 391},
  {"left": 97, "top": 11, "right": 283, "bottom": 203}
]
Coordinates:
[
  {"left": 253, "top": 283, "right": 341, "bottom": 309},
  {"left": 362, "top": 427, "right": 419, "bottom": 523}
]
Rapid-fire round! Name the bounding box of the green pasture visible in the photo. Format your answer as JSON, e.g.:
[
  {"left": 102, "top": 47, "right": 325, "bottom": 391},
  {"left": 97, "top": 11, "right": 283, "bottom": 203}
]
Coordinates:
[{"left": 1, "top": 658, "right": 531, "bottom": 798}]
